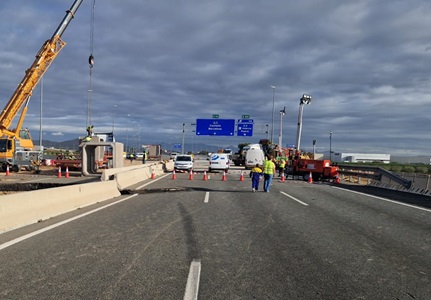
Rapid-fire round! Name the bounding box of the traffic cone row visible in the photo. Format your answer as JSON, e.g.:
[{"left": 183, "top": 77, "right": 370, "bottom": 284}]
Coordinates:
[{"left": 57, "top": 166, "right": 62, "bottom": 178}]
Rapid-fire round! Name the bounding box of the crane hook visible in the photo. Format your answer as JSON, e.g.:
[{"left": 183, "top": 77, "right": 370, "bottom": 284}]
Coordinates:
[{"left": 88, "top": 54, "right": 94, "bottom": 68}]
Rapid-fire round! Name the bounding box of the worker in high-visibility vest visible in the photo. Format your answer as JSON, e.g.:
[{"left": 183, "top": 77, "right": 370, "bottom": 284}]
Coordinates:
[
  {"left": 263, "top": 155, "right": 276, "bottom": 192},
  {"left": 277, "top": 153, "right": 286, "bottom": 177}
]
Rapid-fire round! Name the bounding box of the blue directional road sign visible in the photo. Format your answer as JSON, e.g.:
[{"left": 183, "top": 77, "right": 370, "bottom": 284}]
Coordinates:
[
  {"left": 196, "top": 119, "right": 235, "bottom": 136},
  {"left": 237, "top": 119, "right": 254, "bottom": 136}
]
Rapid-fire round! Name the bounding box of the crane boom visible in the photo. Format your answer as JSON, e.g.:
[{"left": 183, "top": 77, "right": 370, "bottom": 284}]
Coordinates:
[
  {"left": 0, "top": 0, "right": 83, "bottom": 134},
  {"left": 0, "top": 0, "right": 84, "bottom": 172}
]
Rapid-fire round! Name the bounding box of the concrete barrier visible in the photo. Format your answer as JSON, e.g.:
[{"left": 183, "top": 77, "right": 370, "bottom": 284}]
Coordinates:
[
  {"left": 100, "top": 162, "right": 160, "bottom": 181},
  {"left": 115, "top": 163, "right": 165, "bottom": 190},
  {"left": 0, "top": 180, "right": 120, "bottom": 233},
  {"left": 0, "top": 161, "right": 173, "bottom": 233}
]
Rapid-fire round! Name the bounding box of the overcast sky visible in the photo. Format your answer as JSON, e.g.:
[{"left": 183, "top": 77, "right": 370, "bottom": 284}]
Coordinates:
[{"left": 1, "top": 0, "right": 430, "bottom": 155}]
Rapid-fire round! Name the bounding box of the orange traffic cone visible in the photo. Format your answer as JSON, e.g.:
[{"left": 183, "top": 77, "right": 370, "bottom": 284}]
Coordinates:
[
  {"left": 335, "top": 175, "right": 340, "bottom": 184},
  {"left": 222, "top": 171, "right": 227, "bottom": 181},
  {"left": 307, "top": 171, "right": 313, "bottom": 184},
  {"left": 281, "top": 172, "right": 285, "bottom": 182},
  {"left": 189, "top": 169, "right": 194, "bottom": 180},
  {"left": 239, "top": 171, "right": 244, "bottom": 181},
  {"left": 5, "top": 165, "right": 10, "bottom": 176},
  {"left": 57, "top": 166, "right": 62, "bottom": 178},
  {"left": 151, "top": 168, "right": 156, "bottom": 179},
  {"left": 203, "top": 170, "right": 208, "bottom": 181},
  {"left": 65, "top": 167, "right": 70, "bottom": 178},
  {"left": 172, "top": 170, "right": 176, "bottom": 180}
]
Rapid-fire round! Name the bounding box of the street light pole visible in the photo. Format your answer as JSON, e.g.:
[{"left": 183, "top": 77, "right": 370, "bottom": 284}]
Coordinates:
[
  {"left": 112, "top": 104, "right": 117, "bottom": 132},
  {"left": 295, "top": 94, "right": 312, "bottom": 154},
  {"left": 270, "top": 86, "right": 276, "bottom": 143},
  {"left": 39, "top": 77, "right": 43, "bottom": 149},
  {"left": 265, "top": 124, "right": 269, "bottom": 140},
  {"left": 181, "top": 123, "right": 185, "bottom": 154},
  {"left": 278, "top": 107, "right": 286, "bottom": 149},
  {"left": 329, "top": 131, "right": 333, "bottom": 161}
]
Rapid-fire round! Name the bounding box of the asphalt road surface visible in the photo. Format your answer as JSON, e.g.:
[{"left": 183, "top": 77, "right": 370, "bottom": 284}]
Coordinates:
[{"left": 0, "top": 170, "right": 430, "bottom": 299}]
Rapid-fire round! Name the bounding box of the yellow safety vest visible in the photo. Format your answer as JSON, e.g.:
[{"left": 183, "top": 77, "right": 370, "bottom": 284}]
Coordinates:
[{"left": 263, "top": 159, "right": 275, "bottom": 174}]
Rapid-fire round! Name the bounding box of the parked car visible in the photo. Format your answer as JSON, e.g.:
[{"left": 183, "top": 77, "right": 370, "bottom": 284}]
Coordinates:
[{"left": 174, "top": 155, "right": 193, "bottom": 171}]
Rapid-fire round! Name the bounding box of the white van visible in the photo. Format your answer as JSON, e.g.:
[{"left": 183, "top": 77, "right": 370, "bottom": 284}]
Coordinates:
[
  {"left": 208, "top": 153, "right": 230, "bottom": 172},
  {"left": 174, "top": 155, "right": 194, "bottom": 172},
  {"left": 245, "top": 144, "right": 265, "bottom": 169}
]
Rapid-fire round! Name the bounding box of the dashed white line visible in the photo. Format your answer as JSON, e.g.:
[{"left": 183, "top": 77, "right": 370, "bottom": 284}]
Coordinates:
[
  {"left": 280, "top": 191, "right": 309, "bottom": 206},
  {"left": 183, "top": 259, "right": 201, "bottom": 300},
  {"left": 204, "top": 192, "right": 209, "bottom": 203}
]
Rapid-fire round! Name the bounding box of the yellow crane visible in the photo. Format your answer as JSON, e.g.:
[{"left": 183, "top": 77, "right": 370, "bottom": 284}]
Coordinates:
[{"left": 0, "top": 0, "right": 84, "bottom": 172}]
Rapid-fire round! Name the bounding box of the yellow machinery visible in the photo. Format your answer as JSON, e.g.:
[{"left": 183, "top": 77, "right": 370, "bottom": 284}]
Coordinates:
[{"left": 0, "top": 0, "right": 83, "bottom": 172}]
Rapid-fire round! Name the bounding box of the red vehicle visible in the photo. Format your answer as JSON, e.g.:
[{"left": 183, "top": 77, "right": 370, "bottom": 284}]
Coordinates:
[{"left": 289, "top": 154, "right": 339, "bottom": 182}]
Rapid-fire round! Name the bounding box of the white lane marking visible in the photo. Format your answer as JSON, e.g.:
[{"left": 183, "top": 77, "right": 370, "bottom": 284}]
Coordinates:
[
  {"left": 204, "top": 192, "right": 209, "bottom": 203},
  {"left": 280, "top": 191, "right": 309, "bottom": 206},
  {"left": 332, "top": 186, "right": 431, "bottom": 213},
  {"left": 183, "top": 259, "right": 201, "bottom": 300},
  {"left": 136, "top": 173, "right": 170, "bottom": 189},
  {"left": 0, "top": 194, "right": 138, "bottom": 251}
]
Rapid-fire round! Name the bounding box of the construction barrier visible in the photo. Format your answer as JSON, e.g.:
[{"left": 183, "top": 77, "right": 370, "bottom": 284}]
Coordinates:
[{"left": 0, "top": 180, "right": 120, "bottom": 233}]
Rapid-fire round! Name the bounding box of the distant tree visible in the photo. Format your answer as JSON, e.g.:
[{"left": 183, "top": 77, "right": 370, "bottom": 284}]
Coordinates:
[
  {"left": 401, "top": 166, "right": 415, "bottom": 173},
  {"left": 237, "top": 143, "right": 250, "bottom": 152},
  {"left": 390, "top": 165, "right": 403, "bottom": 173},
  {"left": 415, "top": 166, "right": 429, "bottom": 174}
]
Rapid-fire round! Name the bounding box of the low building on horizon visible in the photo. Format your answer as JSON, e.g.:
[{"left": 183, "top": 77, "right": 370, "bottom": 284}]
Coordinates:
[{"left": 331, "top": 152, "right": 391, "bottom": 164}]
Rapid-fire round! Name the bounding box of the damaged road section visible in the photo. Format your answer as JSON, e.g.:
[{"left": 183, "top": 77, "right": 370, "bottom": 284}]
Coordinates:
[
  {"left": 121, "top": 187, "right": 191, "bottom": 195},
  {"left": 0, "top": 182, "right": 78, "bottom": 192}
]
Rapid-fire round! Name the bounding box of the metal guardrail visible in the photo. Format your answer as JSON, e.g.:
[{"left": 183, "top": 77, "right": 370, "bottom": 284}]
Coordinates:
[{"left": 337, "top": 164, "right": 412, "bottom": 189}]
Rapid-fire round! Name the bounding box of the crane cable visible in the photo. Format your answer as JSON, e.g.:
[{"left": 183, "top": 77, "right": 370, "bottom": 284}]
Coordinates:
[{"left": 87, "top": 0, "right": 96, "bottom": 129}]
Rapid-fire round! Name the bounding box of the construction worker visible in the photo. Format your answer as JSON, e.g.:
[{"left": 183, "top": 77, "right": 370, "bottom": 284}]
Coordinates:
[
  {"left": 84, "top": 125, "right": 94, "bottom": 142},
  {"left": 250, "top": 163, "right": 264, "bottom": 192},
  {"left": 263, "top": 155, "right": 276, "bottom": 192},
  {"left": 277, "top": 153, "right": 286, "bottom": 177},
  {"left": 142, "top": 152, "right": 147, "bottom": 164}
]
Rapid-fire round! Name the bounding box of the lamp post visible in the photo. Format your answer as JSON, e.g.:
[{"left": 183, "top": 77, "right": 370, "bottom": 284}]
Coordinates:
[
  {"left": 39, "top": 77, "right": 43, "bottom": 149},
  {"left": 112, "top": 104, "right": 117, "bottom": 132},
  {"left": 265, "top": 124, "right": 269, "bottom": 140},
  {"left": 181, "top": 123, "right": 185, "bottom": 154},
  {"left": 312, "top": 139, "right": 316, "bottom": 159},
  {"left": 329, "top": 131, "right": 333, "bottom": 161},
  {"left": 295, "top": 94, "right": 312, "bottom": 153},
  {"left": 270, "top": 86, "right": 276, "bottom": 143},
  {"left": 278, "top": 107, "right": 286, "bottom": 149}
]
